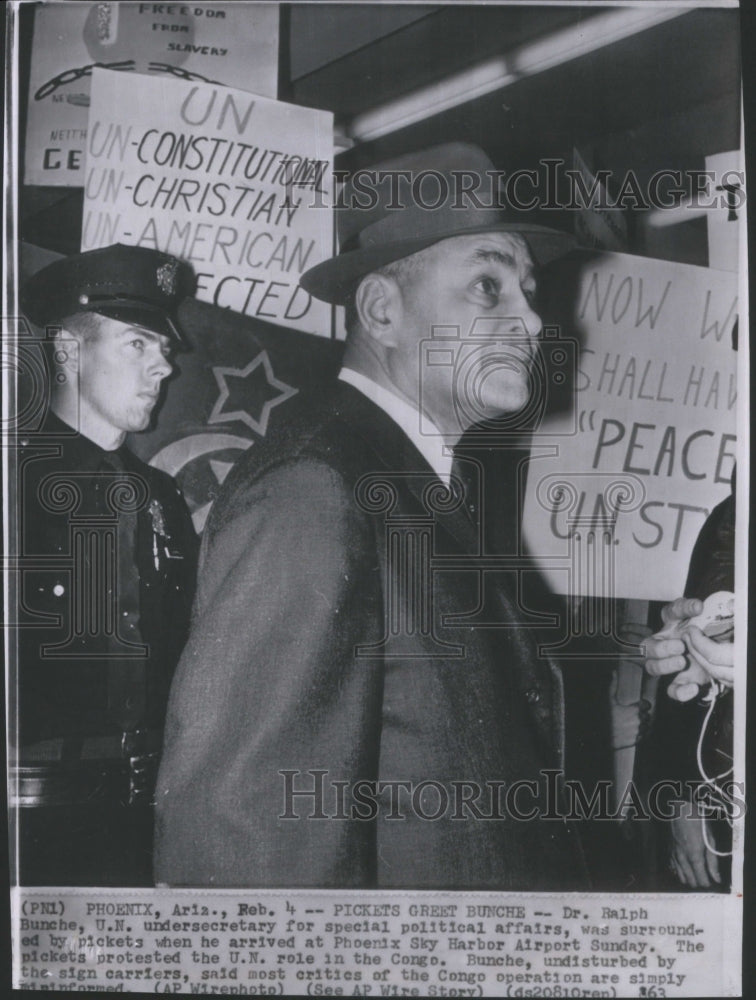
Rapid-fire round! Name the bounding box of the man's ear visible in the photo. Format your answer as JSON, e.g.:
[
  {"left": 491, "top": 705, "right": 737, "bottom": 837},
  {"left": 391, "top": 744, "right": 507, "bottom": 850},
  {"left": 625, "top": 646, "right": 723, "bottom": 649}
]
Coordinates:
[
  {"left": 52, "top": 327, "right": 81, "bottom": 375},
  {"left": 355, "top": 273, "right": 403, "bottom": 347}
]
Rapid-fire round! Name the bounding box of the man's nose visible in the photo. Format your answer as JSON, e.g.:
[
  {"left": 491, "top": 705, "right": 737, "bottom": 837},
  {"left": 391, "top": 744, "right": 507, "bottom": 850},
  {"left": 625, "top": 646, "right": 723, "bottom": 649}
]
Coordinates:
[
  {"left": 516, "top": 288, "right": 543, "bottom": 339},
  {"left": 148, "top": 348, "right": 172, "bottom": 380},
  {"left": 519, "top": 304, "right": 542, "bottom": 339},
  {"left": 503, "top": 290, "right": 542, "bottom": 339}
]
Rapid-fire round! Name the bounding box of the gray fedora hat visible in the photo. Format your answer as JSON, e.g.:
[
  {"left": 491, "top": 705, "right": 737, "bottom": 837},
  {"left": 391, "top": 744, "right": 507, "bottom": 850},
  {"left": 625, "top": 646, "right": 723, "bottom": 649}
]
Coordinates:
[{"left": 300, "top": 142, "right": 575, "bottom": 305}]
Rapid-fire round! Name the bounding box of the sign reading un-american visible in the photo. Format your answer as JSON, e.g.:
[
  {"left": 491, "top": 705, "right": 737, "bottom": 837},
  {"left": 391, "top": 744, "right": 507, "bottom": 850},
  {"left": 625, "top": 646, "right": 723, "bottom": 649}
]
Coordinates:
[{"left": 82, "top": 68, "right": 334, "bottom": 338}]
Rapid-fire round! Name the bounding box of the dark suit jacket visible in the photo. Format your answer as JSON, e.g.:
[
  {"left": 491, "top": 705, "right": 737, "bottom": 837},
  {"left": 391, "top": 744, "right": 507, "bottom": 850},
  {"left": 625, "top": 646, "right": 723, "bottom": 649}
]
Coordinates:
[{"left": 155, "top": 381, "right": 585, "bottom": 888}]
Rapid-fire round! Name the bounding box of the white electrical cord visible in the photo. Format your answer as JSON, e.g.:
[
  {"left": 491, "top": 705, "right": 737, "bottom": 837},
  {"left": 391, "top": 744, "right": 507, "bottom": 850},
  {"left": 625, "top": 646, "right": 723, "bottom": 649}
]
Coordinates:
[{"left": 695, "top": 683, "right": 735, "bottom": 858}]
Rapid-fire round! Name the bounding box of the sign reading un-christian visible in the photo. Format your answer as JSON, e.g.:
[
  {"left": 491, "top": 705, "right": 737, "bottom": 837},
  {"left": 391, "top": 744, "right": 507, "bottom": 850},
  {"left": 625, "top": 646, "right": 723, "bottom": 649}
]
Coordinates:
[
  {"left": 81, "top": 69, "right": 334, "bottom": 337},
  {"left": 523, "top": 252, "right": 738, "bottom": 602}
]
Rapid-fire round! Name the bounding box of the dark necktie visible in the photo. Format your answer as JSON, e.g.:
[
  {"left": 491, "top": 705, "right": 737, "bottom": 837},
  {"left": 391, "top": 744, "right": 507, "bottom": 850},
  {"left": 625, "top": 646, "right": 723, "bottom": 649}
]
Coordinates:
[{"left": 99, "top": 452, "right": 147, "bottom": 731}]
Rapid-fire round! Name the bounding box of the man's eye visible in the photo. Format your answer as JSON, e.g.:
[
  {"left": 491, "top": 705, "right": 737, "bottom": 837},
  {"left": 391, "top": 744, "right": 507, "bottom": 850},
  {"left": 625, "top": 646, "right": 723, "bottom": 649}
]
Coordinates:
[
  {"left": 473, "top": 276, "right": 499, "bottom": 300},
  {"left": 129, "top": 338, "right": 146, "bottom": 351}
]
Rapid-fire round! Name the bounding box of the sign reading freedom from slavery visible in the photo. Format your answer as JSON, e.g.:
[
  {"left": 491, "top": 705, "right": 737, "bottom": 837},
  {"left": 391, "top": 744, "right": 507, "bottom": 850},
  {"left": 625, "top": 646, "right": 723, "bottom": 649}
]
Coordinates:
[
  {"left": 24, "top": 1, "right": 279, "bottom": 187},
  {"left": 523, "top": 252, "right": 737, "bottom": 602},
  {"left": 81, "top": 69, "right": 334, "bottom": 336}
]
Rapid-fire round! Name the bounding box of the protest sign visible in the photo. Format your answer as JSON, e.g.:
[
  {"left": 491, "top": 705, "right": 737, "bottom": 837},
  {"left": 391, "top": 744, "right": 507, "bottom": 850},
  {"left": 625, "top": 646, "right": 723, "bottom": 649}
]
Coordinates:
[
  {"left": 24, "top": 1, "right": 279, "bottom": 186},
  {"left": 81, "top": 68, "right": 334, "bottom": 337},
  {"left": 523, "top": 251, "right": 737, "bottom": 602}
]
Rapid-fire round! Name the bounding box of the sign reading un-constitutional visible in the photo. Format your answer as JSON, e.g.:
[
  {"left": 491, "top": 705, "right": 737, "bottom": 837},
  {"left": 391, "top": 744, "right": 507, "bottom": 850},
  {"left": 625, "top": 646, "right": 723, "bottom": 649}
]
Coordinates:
[
  {"left": 81, "top": 69, "right": 334, "bottom": 337},
  {"left": 522, "top": 252, "right": 738, "bottom": 601}
]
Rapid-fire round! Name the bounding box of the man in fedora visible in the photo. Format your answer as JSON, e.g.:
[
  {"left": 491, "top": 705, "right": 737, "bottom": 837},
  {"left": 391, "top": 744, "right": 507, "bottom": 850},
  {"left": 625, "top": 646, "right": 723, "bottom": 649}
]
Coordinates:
[
  {"left": 155, "top": 143, "right": 587, "bottom": 888},
  {"left": 14, "top": 244, "right": 198, "bottom": 885}
]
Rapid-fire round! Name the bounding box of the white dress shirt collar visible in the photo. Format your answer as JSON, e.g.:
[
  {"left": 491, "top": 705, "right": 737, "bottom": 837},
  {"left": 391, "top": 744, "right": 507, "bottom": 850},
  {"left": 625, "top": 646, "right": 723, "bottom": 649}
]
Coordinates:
[{"left": 338, "top": 367, "right": 454, "bottom": 484}]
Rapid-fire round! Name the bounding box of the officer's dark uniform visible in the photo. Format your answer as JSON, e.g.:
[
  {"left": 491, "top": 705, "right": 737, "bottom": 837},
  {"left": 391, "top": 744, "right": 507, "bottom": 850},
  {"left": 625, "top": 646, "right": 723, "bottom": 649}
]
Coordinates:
[{"left": 13, "top": 245, "right": 198, "bottom": 886}]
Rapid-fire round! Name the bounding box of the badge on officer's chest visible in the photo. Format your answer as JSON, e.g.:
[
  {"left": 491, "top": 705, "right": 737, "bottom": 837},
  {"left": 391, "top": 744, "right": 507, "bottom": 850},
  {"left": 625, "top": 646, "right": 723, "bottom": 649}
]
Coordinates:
[{"left": 148, "top": 499, "right": 183, "bottom": 569}]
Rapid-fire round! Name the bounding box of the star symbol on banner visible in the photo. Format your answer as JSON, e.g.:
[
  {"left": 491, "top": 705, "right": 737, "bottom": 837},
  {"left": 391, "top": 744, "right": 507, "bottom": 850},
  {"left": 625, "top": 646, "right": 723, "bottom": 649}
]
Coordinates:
[{"left": 208, "top": 351, "right": 298, "bottom": 437}]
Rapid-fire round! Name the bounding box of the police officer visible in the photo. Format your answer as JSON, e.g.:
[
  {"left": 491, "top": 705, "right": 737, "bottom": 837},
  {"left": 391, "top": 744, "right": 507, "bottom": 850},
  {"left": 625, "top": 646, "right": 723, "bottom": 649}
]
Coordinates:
[{"left": 14, "top": 244, "right": 198, "bottom": 886}]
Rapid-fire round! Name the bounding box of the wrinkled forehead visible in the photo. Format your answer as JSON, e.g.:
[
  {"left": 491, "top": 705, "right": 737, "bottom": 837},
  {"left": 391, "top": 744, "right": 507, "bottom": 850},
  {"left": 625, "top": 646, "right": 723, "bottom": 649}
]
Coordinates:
[
  {"left": 497, "top": 232, "right": 534, "bottom": 270},
  {"left": 428, "top": 231, "right": 536, "bottom": 276}
]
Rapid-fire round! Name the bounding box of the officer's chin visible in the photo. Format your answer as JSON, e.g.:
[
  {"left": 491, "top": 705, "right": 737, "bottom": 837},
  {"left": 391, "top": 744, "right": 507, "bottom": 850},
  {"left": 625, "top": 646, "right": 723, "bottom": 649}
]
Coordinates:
[{"left": 125, "top": 409, "right": 154, "bottom": 433}]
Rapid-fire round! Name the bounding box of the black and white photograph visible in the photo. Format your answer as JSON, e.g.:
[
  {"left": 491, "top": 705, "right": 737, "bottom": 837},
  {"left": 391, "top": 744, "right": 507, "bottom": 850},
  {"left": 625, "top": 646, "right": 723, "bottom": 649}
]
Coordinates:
[{"left": 3, "top": 0, "right": 748, "bottom": 995}]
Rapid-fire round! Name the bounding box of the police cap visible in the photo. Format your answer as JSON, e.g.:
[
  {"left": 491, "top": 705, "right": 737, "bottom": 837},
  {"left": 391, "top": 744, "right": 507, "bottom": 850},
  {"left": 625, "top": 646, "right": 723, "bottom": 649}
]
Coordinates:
[{"left": 21, "top": 243, "right": 195, "bottom": 346}]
